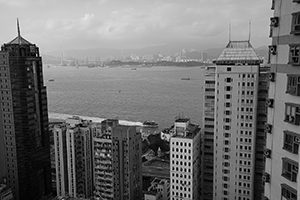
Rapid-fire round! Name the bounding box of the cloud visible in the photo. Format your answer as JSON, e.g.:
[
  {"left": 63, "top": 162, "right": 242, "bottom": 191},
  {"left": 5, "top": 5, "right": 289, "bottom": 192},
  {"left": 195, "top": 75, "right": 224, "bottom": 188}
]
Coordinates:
[{"left": 4, "top": 0, "right": 271, "bottom": 50}]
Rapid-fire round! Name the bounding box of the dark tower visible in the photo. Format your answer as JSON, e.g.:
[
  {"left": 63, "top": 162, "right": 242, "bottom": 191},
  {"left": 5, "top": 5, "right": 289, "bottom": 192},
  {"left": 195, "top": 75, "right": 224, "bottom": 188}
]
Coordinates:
[{"left": 0, "top": 19, "right": 52, "bottom": 200}]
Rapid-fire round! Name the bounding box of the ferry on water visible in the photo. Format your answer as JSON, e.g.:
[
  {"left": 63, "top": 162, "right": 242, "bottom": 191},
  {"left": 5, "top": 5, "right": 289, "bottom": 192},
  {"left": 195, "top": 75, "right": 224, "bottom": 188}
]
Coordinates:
[{"left": 143, "top": 121, "right": 159, "bottom": 128}]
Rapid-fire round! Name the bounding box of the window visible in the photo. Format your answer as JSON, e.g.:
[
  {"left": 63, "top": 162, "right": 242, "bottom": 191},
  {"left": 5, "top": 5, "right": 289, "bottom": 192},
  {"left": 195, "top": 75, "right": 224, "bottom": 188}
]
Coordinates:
[
  {"left": 283, "top": 130, "right": 299, "bottom": 154},
  {"left": 282, "top": 157, "right": 298, "bottom": 182},
  {"left": 281, "top": 184, "right": 297, "bottom": 200},
  {"left": 225, "top": 78, "right": 232, "bottom": 82},
  {"left": 225, "top": 86, "right": 232, "bottom": 91},
  {"left": 225, "top": 94, "right": 231, "bottom": 99},
  {"left": 227, "top": 67, "right": 231, "bottom": 72},
  {"left": 289, "top": 45, "right": 300, "bottom": 65},
  {"left": 225, "top": 110, "right": 231, "bottom": 115},
  {"left": 285, "top": 103, "right": 300, "bottom": 125},
  {"left": 286, "top": 74, "right": 300, "bottom": 96},
  {"left": 225, "top": 103, "right": 231, "bottom": 107},
  {"left": 291, "top": 12, "right": 300, "bottom": 35}
]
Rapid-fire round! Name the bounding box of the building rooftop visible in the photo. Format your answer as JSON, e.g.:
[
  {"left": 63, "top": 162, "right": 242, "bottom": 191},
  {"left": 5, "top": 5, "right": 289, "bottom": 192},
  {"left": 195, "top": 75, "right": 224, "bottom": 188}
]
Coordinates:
[
  {"left": 6, "top": 19, "right": 32, "bottom": 45},
  {"left": 216, "top": 40, "right": 262, "bottom": 65},
  {"left": 175, "top": 118, "right": 190, "bottom": 123},
  {"left": 174, "top": 123, "right": 200, "bottom": 139}
]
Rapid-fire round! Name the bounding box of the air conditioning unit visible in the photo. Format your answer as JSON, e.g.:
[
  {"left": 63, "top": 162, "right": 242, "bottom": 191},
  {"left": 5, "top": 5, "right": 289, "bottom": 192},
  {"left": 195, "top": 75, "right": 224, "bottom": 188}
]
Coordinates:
[
  {"left": 266, "top": 98, "right": 274, "bottom": 108},
  {"left": 293, "top": 165, "right": 298, "bottom": 172},
  {"left": 268, "top": 72, "right": 276, "bottom": 82},
  {"left": 262, "top": 172, "right": 270, "bottom": 183},
  {"left": 270, "top": 17, "right": 279, "bottom": 27},
  {"left": 288, "top": 116, "right": 295, "bottom": 122},
  {"left": 269, "top": 45, "right": 277, "bottom": 55},
  {"left": 265, "top": 123, "right": 272, "bottom": 134},
  {"left": 264, "top": 148, "right": 271, "bottom": 158},
  {"left": 294, "top": 136, "right": 300, "bottom": 144}
]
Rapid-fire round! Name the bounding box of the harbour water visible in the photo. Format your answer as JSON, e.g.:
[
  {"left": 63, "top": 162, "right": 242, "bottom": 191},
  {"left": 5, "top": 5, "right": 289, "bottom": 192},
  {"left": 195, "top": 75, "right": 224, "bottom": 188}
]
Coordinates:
[{"left": 44, "top": 65, "right": 205, "bottom": 130}]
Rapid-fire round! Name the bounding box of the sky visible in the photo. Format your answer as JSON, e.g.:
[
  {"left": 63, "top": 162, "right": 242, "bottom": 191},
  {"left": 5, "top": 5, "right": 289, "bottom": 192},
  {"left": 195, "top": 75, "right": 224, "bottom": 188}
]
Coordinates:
[{"left": 0, "top": 0, "right": 273, "bottom": 53}]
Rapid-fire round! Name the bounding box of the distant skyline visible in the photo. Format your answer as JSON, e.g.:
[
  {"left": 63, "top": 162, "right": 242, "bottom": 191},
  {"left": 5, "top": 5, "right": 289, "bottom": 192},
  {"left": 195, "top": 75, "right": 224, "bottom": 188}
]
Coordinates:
[{"left": 0, "top": 0, "right": 273, "bottom": 53}]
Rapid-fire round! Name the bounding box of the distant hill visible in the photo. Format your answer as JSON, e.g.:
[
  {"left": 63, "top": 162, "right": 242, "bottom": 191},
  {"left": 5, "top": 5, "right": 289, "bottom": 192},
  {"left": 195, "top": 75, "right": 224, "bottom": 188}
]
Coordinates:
[{"left": 44, "top": 44, "right": 269, "bottom": 62}]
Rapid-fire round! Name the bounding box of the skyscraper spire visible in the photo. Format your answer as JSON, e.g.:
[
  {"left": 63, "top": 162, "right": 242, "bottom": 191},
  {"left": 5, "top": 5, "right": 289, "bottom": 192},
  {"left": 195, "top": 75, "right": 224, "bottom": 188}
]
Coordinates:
[{"left": 17, "top": 18, "right": 21, "bottom": 44}]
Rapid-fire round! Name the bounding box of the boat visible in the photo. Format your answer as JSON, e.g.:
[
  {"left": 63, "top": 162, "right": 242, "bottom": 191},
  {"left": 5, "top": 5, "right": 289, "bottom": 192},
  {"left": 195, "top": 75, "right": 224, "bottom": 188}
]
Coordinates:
[
  {"left": 132, "top": 68, "right": 137, "bottom": 70},
  {"left": 48, "top": 79, "right": 55, "bottom": 82},
  {"left": 143, "top": 121, "right": 158, "bottom": 128},
  {"left": 181, "top": 77, "right": 191, "bottom": 80}
]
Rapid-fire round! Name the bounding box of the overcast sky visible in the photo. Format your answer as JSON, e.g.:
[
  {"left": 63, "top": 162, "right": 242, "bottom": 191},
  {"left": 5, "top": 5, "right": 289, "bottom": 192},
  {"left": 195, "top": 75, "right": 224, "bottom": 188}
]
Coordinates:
[{"left": 0, "top": 0, "right": 273, "bottom": 52}]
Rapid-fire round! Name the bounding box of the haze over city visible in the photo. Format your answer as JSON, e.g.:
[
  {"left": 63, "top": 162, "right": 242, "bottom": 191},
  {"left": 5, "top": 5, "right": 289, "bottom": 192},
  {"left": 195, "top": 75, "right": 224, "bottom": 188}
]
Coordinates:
[{"left": 0, "top": 0, "right": 272, "bottom": 53}]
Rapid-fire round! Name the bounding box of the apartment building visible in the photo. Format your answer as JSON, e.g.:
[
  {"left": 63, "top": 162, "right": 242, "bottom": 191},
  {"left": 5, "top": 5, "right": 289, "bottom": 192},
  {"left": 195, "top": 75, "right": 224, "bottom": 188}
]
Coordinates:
[
  {"left": 53, "top": 117, "right": 96, "bottom": 198},
  {"left": 112, "top": 125, "right": 142, "bottom": 200},
  {"left": 264, "top": 0, "right": 300, "bottom": 199},
  {"left": 213, "top": 40, "right": 262, "bottom": 200},
  {"left": 170, "top": 117, "right": 201, "bottom": 200},
  {"left": 93, "top": 119, "right": 119, "bottom": 200}
]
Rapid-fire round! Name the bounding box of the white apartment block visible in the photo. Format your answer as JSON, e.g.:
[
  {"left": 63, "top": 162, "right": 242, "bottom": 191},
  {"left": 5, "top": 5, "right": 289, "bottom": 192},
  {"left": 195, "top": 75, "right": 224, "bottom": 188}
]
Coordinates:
[
  {"left": 53, "top": 125, "right": 68, "bottom": 197},
  {"left": 264, "top": 0, "right": 300, "bottom": 199},
  {"left": 213, "top": 41, "right": 262, "bottom": 200},
  {"left": 53, "top": 117, "right": 96, "bottom": 199},
  {"left": 170, "top": 118, "right": 201, "bottom": 200}
]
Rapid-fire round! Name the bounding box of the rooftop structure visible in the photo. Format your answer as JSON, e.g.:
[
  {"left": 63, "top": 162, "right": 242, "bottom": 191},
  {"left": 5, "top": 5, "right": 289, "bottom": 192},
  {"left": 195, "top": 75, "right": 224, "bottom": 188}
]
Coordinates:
[{"left": 216, "top": 40, "right": 261, "bottom": 65}]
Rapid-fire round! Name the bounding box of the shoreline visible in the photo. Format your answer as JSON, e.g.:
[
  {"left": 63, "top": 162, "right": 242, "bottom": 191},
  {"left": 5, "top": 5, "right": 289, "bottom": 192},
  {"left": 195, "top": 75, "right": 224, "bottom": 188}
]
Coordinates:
[{"left": 48, "top": 112, "right": 143, "bottom": 126}]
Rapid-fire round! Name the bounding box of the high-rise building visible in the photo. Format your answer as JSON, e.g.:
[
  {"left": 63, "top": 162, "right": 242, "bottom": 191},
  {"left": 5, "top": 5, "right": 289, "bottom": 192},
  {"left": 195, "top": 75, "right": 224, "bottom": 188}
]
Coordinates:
[
  {"left": 112, "top": 125, "right": 142, "bottom": 200},
  {"left": 53, "top": 117, "right": 95, "bottom": 198},
  {"left": 53, "top": 124, "right": 68, "bottom": 197},
  {"left": 201, "top": 66, "right": 216, "bottom": 200},
  {"left": 213, "top": 40, "right": 262, "bottom": 200},
  {"left": 264, "top": 0, "right": 300, "bottom": 199},
  {"left": 0, "top": 20, "right": 52, "bottom": 200},
  {"left": 170, "top": 117, "right": 201, "bottom": 200},
  {"left": 93, "top": 119, "right": 118, "bottom": 200}
]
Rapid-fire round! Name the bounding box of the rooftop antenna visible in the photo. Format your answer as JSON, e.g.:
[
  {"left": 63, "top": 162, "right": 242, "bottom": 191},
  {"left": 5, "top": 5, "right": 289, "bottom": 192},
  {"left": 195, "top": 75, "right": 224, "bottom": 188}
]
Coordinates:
[
  {"left": 17, "top": 18, "right": 21, "bottom": 44},
  {"left": 248, "top": 20, "right": 251, "bottom": 41},
  {"left": 229, "top": 23, "right": 231, "bottom": 42}
]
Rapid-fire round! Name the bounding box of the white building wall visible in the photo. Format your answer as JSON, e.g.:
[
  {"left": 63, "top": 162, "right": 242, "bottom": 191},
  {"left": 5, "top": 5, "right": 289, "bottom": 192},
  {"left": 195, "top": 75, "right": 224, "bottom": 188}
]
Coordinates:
[
  {"left": 265, "top": 1, "right": 300, "bottom": 199},
  {"left": 170, "top": 129, "right": 200, "bottom": 200},
  {"left": 53, "top": 127, "right": 67, "bottom": 197},
  {"left": 214, "top": 65, "right": 259, "bottom": 200},
  {"left": 66, "top": 128, "right": 77, "bottom": 197}
]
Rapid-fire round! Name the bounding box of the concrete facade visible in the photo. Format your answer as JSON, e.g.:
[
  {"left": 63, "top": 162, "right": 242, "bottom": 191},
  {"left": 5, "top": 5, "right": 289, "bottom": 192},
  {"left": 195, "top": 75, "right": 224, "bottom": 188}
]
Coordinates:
[{"left": 264, "top": 1, "right": 300, "bottom": 199}]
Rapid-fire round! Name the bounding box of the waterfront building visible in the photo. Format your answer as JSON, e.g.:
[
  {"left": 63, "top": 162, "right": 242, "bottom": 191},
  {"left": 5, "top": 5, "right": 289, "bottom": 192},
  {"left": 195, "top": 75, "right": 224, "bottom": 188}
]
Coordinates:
[
  {"left": 170, "top": 118, "right": 201, "bottom": 200},
  {"left": 201, "top": 66, "right": 216, "bottom": 200},
  {"left": 53, "top": 117, "right": 95, "bottom": 198},
  {"left": 93, "top": 119, "right": 118, "bottom": 200},
  {"left": 264, "top": 0, "right": 300, "bottom": 199},
  {"left": 0, "top": 20, "right": 53, "bottom": 199},
  {"left": 112, "top": 125, "right": 142, "bottom": 200},
  {"left": 213, "top": 40, "right": 263, "bottom": 200}
]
